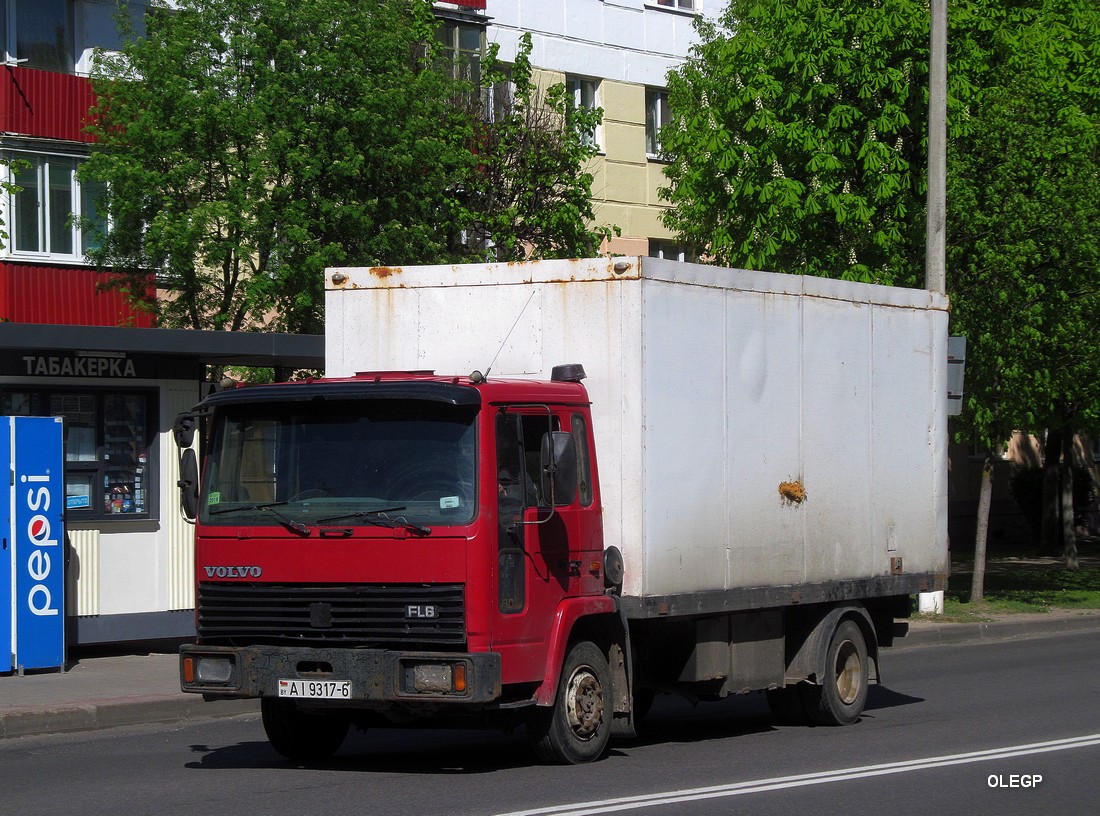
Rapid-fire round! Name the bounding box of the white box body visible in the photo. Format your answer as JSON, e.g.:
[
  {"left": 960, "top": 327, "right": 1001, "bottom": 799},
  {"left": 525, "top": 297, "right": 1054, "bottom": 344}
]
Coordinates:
[{"left": 325, "top": 257, "right": 949, "bottom": 600}]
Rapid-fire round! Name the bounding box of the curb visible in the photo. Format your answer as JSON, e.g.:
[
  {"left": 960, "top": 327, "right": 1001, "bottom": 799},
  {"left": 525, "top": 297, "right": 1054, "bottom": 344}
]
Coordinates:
[
  {"left": 897, "top": 612, "right": 1100, "bottom": 649},
  {"left": 0, "top": 696, "right": 258, "bottom": 740}
]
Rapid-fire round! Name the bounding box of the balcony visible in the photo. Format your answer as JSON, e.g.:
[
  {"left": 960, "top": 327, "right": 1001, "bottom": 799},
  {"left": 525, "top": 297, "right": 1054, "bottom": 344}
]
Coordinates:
[{"left": 0, "top": 65, "right": 96, "bottom": 143}]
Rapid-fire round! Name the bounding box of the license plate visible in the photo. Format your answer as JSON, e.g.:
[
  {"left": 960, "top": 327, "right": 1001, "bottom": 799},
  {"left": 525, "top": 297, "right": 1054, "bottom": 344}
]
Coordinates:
[{"left": 278, "top": 679, "right": 352, "bottom": 699}]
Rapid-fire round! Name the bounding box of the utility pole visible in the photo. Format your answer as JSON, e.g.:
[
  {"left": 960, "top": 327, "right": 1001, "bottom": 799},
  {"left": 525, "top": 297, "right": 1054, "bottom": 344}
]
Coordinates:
[
  {"left": 927, "top": 0, "right": 952, "bottom": 617},
  {"left": 925, "top": 0, "right": 947, "bottom": 295}
]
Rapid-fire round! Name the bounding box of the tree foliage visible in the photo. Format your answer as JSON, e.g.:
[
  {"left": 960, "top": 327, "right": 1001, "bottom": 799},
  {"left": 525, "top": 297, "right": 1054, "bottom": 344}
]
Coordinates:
[
  {"left": 660, "top": 0, "right": 942, "bottom": 286},
  {"left": 947, "top": 0, "right": 1100, "bottom": 449},
  {"left": 947, "top": 0, "right": 1100, "bottom": 563},
  {"left": 83, "top": 0, "right": 612, "bottom": 334}
]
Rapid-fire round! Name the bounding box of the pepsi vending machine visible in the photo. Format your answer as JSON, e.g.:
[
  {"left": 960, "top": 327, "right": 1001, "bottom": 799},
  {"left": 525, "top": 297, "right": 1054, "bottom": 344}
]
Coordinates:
[{"left": 2, "top": 416, "right": 66, "bottom": 673}]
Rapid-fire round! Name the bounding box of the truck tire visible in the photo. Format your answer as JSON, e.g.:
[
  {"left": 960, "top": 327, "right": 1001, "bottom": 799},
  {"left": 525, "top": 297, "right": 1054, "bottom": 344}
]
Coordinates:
[
  {"left": 798, "top": 619, "right": 869, "bottom": 726},
  {"left": 261, "top": 698, "right": 349, "bottom": 761},
  {"left": 529, "top": 641, "right": 612, "bottom": 764}
]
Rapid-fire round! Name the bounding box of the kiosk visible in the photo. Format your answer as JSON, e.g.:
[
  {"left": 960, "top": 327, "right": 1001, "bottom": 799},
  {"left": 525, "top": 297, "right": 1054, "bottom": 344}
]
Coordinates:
[{"left": 0, "top": 324, "right": 322, "bottom": 647}]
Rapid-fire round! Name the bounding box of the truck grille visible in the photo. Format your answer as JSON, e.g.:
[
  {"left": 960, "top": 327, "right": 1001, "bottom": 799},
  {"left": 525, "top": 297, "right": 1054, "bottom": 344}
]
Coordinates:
[{"left": 197, "top": 583, "right": 466, "bottom": 648}]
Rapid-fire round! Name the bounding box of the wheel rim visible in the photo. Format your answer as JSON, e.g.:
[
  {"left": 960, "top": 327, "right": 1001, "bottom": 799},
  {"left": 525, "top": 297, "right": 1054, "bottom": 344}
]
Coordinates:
[
  {"left": 564, "top": 664, "right": 604, "bottom": 740},
  {"left": 834, "top": 640, "right": 862, "bottom": 705}
]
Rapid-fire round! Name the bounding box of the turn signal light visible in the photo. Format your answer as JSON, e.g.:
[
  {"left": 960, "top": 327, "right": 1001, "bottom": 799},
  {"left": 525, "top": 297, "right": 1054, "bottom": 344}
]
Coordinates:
[{"left": 453, "top": 662, "right": 467, "bottom": 693}]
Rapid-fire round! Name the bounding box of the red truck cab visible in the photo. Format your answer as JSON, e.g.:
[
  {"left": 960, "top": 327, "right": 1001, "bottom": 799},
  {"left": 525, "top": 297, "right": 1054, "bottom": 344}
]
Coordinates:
[{"left": 177, "top": 366, "right": 627, "bottom": 763}]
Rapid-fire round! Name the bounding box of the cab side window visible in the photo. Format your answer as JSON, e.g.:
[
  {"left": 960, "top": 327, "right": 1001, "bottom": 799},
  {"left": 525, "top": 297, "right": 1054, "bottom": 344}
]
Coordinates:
[
  {"left": 571, "top": 413, "right": 593, "bottom": 507},
  {"left": 495, "top": 412, "right": 559, "bottom": 509}
]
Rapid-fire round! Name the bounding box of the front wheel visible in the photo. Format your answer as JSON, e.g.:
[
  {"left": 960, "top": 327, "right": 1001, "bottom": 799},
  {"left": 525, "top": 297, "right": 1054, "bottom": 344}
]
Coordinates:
[
  {"left": 261, "top": 698, "right": 349, "bottom": 761},
  {"left": 798, "top": 619, "right": 869, "bottom": 726},
  {"left": 529, "top": 641, "right": 612, "bottom": 764}
]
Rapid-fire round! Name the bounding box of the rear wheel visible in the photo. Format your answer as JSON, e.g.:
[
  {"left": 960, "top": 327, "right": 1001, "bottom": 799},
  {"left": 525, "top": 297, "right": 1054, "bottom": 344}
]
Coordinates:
[
  {"left": 261, "top": 698, "right": 349, "bottom": 761},
  {"left": 529, "top": 641, "right": 612, "bottom": 764},
  {"left": 798, "top": 619, "right": 869, "bottom": 726}
]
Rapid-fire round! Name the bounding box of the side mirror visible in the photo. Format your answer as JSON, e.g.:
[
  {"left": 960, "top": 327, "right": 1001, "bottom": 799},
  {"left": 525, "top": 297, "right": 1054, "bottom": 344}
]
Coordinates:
[
  {"left": 173, "top": 412, "right": 196, "bottom": 449},
  {"left": 540, "top": 431, "right": 577, "bottom": 507},
  {"left": 178, "top": 448, "right": 199, "bottom": 520}
]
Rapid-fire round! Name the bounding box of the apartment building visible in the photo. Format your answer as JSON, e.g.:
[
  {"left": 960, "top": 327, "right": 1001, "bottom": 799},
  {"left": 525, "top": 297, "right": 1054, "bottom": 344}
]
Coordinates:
[
  {"left": 482, "top": 0, "right": 713, "bottom": 259},
  {"left": 0, "top": 0, "right": 152, "bottom": 326}
]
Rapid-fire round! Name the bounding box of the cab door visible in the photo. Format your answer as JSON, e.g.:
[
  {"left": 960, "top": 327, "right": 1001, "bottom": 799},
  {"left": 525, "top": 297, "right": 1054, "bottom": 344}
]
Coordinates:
[{"left": 492, "top": 408, "right": 577, "bottom": 682}]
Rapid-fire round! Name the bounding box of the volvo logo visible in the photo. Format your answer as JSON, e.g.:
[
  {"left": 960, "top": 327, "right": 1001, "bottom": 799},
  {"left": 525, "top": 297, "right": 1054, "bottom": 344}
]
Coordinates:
[{"left": 203, "top": 565, "right": 262, "bottom": 578}]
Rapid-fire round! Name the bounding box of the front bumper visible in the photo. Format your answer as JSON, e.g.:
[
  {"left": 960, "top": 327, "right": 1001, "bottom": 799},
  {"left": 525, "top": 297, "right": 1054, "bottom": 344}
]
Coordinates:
[{"left": 180, "top": 644, "right": 501, "bottom": 705}]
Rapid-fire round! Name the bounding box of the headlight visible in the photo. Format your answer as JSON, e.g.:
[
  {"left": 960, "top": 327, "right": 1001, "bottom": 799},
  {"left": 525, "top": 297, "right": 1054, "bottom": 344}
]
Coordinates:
[
  {"left": 403, "top": 660, "right": 468, "bottom": 695},
  {"left": 195, "top": 655, "right": 234, "bottom": 684}
]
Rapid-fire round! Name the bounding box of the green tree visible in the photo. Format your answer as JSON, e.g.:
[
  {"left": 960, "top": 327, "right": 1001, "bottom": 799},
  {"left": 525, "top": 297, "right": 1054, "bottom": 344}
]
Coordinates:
[
  {"left": 947, "top": 0, "right": 1100, "bottom": 568},
  {"left": 460, "top": 34, "right": 617, "bottom": 261},
  {"left": 0, "top": 157, "right": 26, "bottom": 252},
  {"left": 660, "top": 0, "right": 1100, "bottom": 570},
  {"left": 83, "top": 0, "right": 611, "bottom": 335},
  {"left": 660, "top": 0, "right": 937, "bottom": 286}
]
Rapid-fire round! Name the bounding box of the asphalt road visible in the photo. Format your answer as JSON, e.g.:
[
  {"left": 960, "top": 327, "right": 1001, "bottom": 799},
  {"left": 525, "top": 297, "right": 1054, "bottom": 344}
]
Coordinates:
[{"left": 4, "top": 630, "right": 1098, "bottom": 816}]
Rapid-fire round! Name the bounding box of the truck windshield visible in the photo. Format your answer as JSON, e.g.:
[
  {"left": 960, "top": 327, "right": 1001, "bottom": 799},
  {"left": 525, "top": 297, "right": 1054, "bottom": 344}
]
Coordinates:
[{"left": 199, "top": 399, "right": 477, "bottom": 527}]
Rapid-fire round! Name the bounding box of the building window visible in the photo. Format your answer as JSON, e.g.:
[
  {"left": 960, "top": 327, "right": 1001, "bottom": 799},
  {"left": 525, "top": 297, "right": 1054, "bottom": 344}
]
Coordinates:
[
  {"left": 646, "top": 88, "right": 670, "bottom": 158},
  {"left": 566, "top": 75, "right": 601, "bottom": 150},
  {"left": 1, "top": 387, "right": 156, "bottom": 520},
  {"left": 649, "top": 240, "right": 696, "bottom": 263},
  {"left": 4, "top": 152, "right": 104, "bottom": 261},
  {"left": 485, "top": 67, "right": 514, "bottom": 123},
  {"left": 2, "top": 0, "right": 75, "bottom": 72},
  {"left": 436, "top": 18, "right": 484, "bottom": 85},
  {"left": 655, "top": 0, "right": 697, "bottom": 11}
]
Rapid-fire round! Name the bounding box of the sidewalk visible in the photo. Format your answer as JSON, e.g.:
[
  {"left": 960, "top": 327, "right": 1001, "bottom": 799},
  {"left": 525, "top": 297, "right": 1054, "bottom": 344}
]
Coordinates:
[
  {"left": 5, "top": 610, "right": 1100, "bottom": 741},
  {"left": 0, "top": 649, "right": 257, "bottom": 740}
]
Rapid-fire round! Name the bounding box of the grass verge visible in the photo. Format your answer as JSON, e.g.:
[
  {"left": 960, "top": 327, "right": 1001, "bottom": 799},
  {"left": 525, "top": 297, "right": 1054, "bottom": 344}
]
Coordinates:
[{"left": 937, "top": 561, "right": 1100, "bottom": 621}]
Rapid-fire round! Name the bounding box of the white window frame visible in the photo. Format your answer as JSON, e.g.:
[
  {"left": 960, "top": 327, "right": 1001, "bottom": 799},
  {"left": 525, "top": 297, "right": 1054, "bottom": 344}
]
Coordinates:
[
  {"left": 436, "top": 17, "right": 485, "bottom": 85},
  {"left": 648, "top": 240, "right": 695, "bottom": 263},
  {"left": 650, "top": 0, "right": 698, "bottom": 13},
  {"left": 566, "top": 75, "right": 601, "bottom": 151},
  {"left": 646, "top": 88, "right": 670, "bottom": 159},
  {"left": 3, "top": 149, "right": 104, "bottom": 263},
  {"left": 485, "top": 66, "right": 514, "bottom": 124}
]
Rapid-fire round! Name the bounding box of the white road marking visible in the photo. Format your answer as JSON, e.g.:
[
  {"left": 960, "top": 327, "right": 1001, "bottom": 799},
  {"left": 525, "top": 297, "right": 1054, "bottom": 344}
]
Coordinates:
[{"left": 495, "top": 734, "right": 1100, "bottom": 816}]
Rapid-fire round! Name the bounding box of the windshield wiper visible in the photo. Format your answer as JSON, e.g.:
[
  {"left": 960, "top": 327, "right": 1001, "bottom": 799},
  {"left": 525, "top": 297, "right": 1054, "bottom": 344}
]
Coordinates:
[
  {"left": 209, "top": 501, "right": 312, "bottom": 537},
  {"left": 317, "top": 506, "right": 431, "bottom": 537}
]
